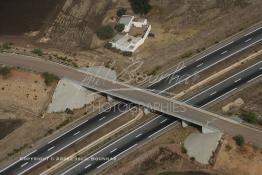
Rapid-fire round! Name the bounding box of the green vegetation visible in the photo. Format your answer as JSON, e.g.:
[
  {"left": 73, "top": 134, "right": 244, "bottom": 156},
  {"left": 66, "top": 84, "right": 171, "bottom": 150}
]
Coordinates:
[
  {"left": 2, "top": 42, "right": 12, "bottom": 50},
  {"left": 96, "top": 25, "right": 114, "bottom": 40},
  {"left": 181, "top": 145, "right": 187, "bottom": 154},
  {"left": 32, "top": 48, "right": 43, "bottom": 56},
  {"left": 65, "top": 108, "right": 74, "bottom": 114},
  {"left": 115, "top": 23, "right": 125, "bottom": 32},
  {"left": 41, "top": 72, "right": 59, "bottom": 86},
  {"left": 240, "top": 111, "right": 261, "bottom": 124},
  {"left": 116, "top": 8, "right": 127, "bottom": 17},
  {"left": 122, "top": 51, "right": 133, "bottom": 57},
  {"left": 0, "top": 67, "right": 11, "bottom": 77},
  {"left": 129, "top": 0, "right": 152, "bottom": 15},
  {"left": 233, "top": 135, "right": 245, "bottom": 146},
  {"left": 104, "top": 42, "right": 113, "bottom": 49}
]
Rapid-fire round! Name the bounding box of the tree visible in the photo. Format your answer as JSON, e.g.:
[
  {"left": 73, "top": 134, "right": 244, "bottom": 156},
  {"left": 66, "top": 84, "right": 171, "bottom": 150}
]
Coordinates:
[
  {"left": 2, "top": 42, "right": 12, "bottom": 49},
  {"left": 116, "top": 8, "right": 127, "bottom": 17},
  {"left": 96, "top": 25, "right": 114, "bottom": 40},
  {"left": 129, "top": 0, "right": 152, "bottom": 15},
  {"left": 104, "top": 42, "right": 112, "bottom": 49},
  {"left": 115, "top": 23, "right": 125, "bottom": 32},
  {"left": 122, "top": 51, "right": 133, "bottom": 57},
  {"left": 32, "top": 48, "right": 43, "bottom": 56},
  {"left": 240, "top": 111, "right": 258, "bottom": 124},
  {"left": 233, "top": 135, "right": 245, "bottom": 146},
  {"left": 0, "top": 67, "right": 11, "bottom": 77},
  {"left": 41, "top": 72, "right": 59, "bottom": 86}
]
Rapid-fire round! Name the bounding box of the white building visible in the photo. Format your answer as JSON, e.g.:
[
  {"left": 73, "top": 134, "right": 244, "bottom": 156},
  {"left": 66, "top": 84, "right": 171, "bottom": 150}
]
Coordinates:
[
  {"left": 110, "top": 15, "right": 151, "bottom": 52},
  {"left": 132, "top": 18, "right": 147, "bottom": 28},
  {"left": 118, "top": 15, "right": 134, "bottom": 33}
]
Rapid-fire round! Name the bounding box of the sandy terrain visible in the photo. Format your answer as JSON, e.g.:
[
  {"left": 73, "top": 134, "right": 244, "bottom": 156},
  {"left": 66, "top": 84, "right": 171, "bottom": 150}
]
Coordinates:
[
  {"left": 214, "top": 136, "right": 262, "bottom": 175},
  {"left": 0, "top": 68, "right": 62, "bottom": 163},
  {"left": 1, "top": 0, "right": 262, "bottom": 78}
]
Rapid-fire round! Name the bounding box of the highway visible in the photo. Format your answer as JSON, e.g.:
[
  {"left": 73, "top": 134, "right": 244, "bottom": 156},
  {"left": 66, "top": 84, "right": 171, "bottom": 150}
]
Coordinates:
[
  {"left": 0, "top": 26, "right": 261, "bottom": 175},
  {"left": 60, "top": 61, "right": 262, "bottom": 175}
]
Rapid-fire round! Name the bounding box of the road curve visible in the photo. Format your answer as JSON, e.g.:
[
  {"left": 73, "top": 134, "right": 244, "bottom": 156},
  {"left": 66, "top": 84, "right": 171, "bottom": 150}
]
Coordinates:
[{"left": 0, "top": 26, "right": 261, "bottom": 175}]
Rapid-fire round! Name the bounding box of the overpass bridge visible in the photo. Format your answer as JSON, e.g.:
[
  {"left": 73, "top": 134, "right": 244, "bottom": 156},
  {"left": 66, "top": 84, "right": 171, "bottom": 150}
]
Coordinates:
[{"left": 0, "top": 53, "right": 262, "bottom": 146}]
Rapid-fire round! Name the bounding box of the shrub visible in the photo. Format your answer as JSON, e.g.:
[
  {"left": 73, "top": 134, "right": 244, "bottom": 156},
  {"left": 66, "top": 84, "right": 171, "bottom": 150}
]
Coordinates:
[
  {"left": 41, "top": 72, "right": 59, "bottom": 86},
  {"left": 240, "top": 111, "right": 258, "bottom": 124},
  {"left": 115, "top": 23, "right": 125, "bottom": 32},
  {"left": 129, "top": 0, "right": 152, "bottom": 15},
  {"left": 2, "top": 42, "right": 12, "bottom": 49},
  {"left": 65, "top": 108, "right": 74, "bottom": 114},
  {"left": 116, "top": 8, "right": 127, "bottom": 17},
  {"left": 181, "top": 145, "right": 187, "bottom": 154},
  {"left": 0, "top": 67, "right": 11, "bottom": 77},
  {"left": 122, "top": 51, "right": 132, "bottom": 57},
  {"left": 233, "top": 135, "right": 245, "bottom": 146},
  {"left": 32, "top": 48, "right": 43, "bottom": 56},
  {"left": 96, "top": 25, "right": 114, "bottom": 40},
  {"left": 104, "top": 42, "right": 113, "bottom": 49}
]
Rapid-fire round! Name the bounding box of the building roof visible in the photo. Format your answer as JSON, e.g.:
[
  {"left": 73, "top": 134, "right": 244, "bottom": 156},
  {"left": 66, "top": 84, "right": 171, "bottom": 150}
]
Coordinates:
[
  {"left": 118, "top": 15, "right": 133, "bottom": 25},
  {"left": 110, "top": 34, "right": 125, "bottom": 43}
]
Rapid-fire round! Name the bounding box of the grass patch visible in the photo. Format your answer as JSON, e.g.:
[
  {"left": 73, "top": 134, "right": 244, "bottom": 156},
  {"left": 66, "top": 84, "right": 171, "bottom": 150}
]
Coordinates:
[
  {"left": 41, "top": 72, "right": 59, "bottom": 86},
  {"left": 32, "top": 48, "right": 43, "bottom": 56},
  {"left": 0, "top": 67, "right": 11, "bottom": 77}
]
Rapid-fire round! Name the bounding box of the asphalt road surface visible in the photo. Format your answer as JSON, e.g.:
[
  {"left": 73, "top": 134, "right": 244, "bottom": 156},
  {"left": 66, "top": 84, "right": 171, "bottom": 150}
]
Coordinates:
[
  {"left": 60, "top": 61, "right": 262, "bottom": 175},
  {"left": 0, "top": 27, "right": 261, "bottom": 175}
]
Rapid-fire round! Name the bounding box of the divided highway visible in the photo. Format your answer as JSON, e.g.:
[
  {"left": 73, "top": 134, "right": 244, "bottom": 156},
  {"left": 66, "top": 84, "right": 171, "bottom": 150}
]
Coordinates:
[
  {"left": 0, "top": 26, "right": 261, "bottom": 175},
  {"left": 60, "top": 61, "right": 262, "bottom": 175}
]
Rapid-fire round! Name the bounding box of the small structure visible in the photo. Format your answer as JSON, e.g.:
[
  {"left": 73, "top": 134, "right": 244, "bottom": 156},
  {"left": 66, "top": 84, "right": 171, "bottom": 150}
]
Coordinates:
[
  {"left": 110, "top": 15, "right": 151, "bottom": 52},
  {"left": 118, "top": 15, "right": 134, "bottom": 33}
]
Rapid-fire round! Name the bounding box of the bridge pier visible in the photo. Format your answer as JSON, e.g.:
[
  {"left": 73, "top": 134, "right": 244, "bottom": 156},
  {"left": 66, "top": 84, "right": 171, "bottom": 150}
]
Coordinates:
[
  {"left": 182, "top": 121, "right": 189, "bottom": 128},
  {"left": 201, "top": 126, "right": 217, "bottom": 134},
  {"left": 143, "top": 108, "right": 151, "bottom": 115}
]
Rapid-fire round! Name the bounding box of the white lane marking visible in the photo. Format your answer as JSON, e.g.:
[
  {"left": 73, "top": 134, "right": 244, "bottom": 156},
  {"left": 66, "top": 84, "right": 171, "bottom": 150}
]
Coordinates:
[
  {"left": 135, "top": 133, "right": 143, "bottom": 138},
  {"left": 245, "top": 38, "right": 252, "bottom": 42},
  {"left": 73, "top": 131, "right": 80, "bottom": 136},
  {"left": 160, "top": 119, "right": 168, "bottom": 123},
  {"left": 47, "top": 102, "right": 121, "bottom": 144},
  {"left": 185, "top": 61, "right": 262, "bottom": 103},
  {"left": 60, "top": 117, "right": 162, "bottom": 175},
  {"left": 234, "top": 78, "right": 242, "bottom": 82},
  {"left": 113, "top": 144, "right": 138, "bottom": 159},
  {"left": 220, "top": 50, "right": 228, "bottom": 55},
  {"left": 110, "top": 148, "right": 118, "bottom": 153},
  {"left": 196, "top": 63, "right": 203, "bottom": 68},
  {"left": 248, "top": 74, "right": 262, "bottom": 83},
  {"left": 201, "top": 88, "right": 238, "bottom": 108},
  {"left": 20, "top": 162, "right": 28, "bottom": 168},
  {"left": 47, "top": 146, "right": 55, "bottom": 152},
  {"left": 159, "top": 38, "right": 262, "bottom": 94},
  {"left": 17, "top": 107, "right": 131, "bottom": 175},
  {"left": 244, "top": 26, "right": 262, "bottom": 36},
  {"left": 10, "top": 28, "right": 261, "bottom": 174},
  {"left": 0, "top": 149, "right": 37, "bottom": 173},
  {"left": 99, "top": 117, "right": 106, "bottom": 121},
  {"left": 148, "top": 121, "right": 178, "bottom": 138},
  {"left": 84, "top": 164, "right": 92, "bottom": 169},
  {"left": 210, "top": 91, "right": 217, "bottom": 96}
]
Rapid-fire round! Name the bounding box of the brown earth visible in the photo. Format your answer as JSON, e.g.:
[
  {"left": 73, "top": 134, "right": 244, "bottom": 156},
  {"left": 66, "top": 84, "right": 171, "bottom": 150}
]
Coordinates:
[
  {"left": 1, "top": 0, "right": 262, "bottom": 77},
  {"left": 214, "top": 136, "right": 262, "bottom": 175}
]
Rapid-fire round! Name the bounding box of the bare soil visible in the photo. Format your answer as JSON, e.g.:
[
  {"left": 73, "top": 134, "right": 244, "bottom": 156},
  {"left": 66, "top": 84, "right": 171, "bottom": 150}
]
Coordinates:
[
  {"left": 0, "top": 0, "right": 63, "bottom": 35},
  {"left": 0, "top": 119, "right": 24, "bottom": 140},
  {"left": 1, "top": 0, "right": 262, "bottom": 77},
  {"left": 213, "top": 136, "right": 262, "bottom": 175}
]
